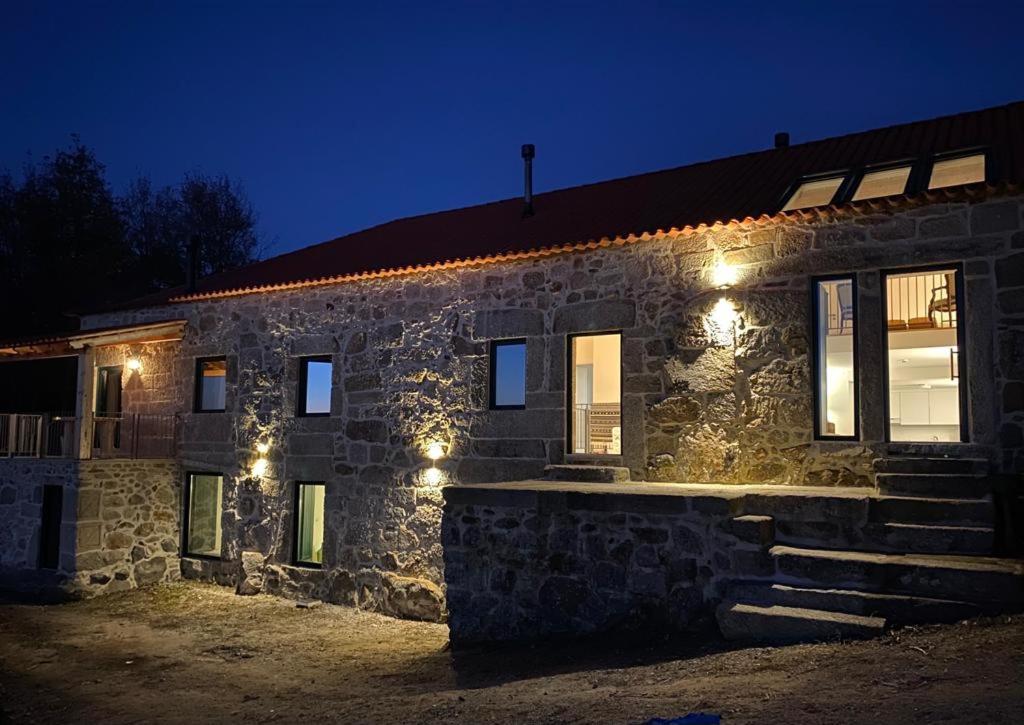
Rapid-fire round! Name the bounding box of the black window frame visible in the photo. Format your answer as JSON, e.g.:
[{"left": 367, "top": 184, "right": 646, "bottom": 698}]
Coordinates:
[
  {"left": 181, "top": 470, "right": 224, "bottom": 561},
  {"left": 777, "top": 170, "right": 849, "bottom": 212},
  {"left": 488, "top": 338, "right": 528, "bottom": 410},
  {"left": 293, "top": 481, "right": 326, "bottom": 568},
  {"left": 193, "top": 356, "right": 227, "bottom": 413},
  {"left": 565, "top": 330, "right": 624, "bottom": 458},
  {"left": 846, "top": 157, "right": 918, "bottom": 203},
  {"left": 925, "top": 147, "right": 991, "bottom": 190},
  {"left": 297, "top": 355, "right": 333, "bottom": 418},
  {"left": 810, "top": 274, "right": 861, "bottom": 442}
]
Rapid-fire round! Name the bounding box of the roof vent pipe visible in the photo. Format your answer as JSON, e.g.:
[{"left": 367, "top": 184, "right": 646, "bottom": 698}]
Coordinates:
[
  {"left": 521, "top": 143, "right": 535, "bottom": 217},
  {"left": 774, "top": 132, "right": 790, "bottom": 149},
  {"left": 185, "top": 234, "right": 200, "bottom": 292}
]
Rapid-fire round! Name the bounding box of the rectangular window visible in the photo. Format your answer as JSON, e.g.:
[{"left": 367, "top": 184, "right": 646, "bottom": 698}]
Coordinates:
[
  {"left": 298, "top": 356, "right": 333, "bottom": 416},
  {"left": 813, "top": 277, "right": 858, "bottom": 439},
  {"left": 928, "top": 154, "right": 985, "bottom": 190},
  {"left": 781, "top": 176, "right": 845, "bottom": 212},
  {"left": 569, "top": 333, "right": 621, "bottom": 455},
  {"left": 39, "top": 484, "right": 63, "bottom": 569},
  {"left": 194, "top": 357, "right": 227, "bottom": 412},
  {"left": 185, "top": 473, "right": 223, "bottom": 558},
  {"left": 489, "top": 339, "right": 527, "bottom": 409},
  {"left": 294, "top": 483, "right": 325, "bottom": 566},
  {"left": 852, "top": 165, "right": 912, "bottom": 201}
]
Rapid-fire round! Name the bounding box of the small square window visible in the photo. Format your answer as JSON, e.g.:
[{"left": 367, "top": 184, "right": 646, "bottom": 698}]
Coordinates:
[
  {"left": 929, "top": 154, "right": 985, "bottom": 189},
  {"left": 195, "top": 357, "right": 226, "bottom": 412},
  {"left": 295, "top": 483, "right": 325, "bottom": 566},
  {"left": 781, "top": 176, "right": 845, "bottom": 211},
  {"left": 489, "top": 339, "right": 527, "bottom": 409},
  {"left": 298, "top": 356, "right": 332, "bottom": 416},
  {"left": 185, "top": 472, "right": 223, "bottom": 558},
  {"left": 852, "top": 165, "right": 912, "bottom": 201}
]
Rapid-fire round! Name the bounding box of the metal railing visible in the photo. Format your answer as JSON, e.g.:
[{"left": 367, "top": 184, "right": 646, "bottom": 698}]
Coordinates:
[
  {"left": 0, "top": 414, "right": 77, "bottom": 458},
  {"left": 572, "top": 403, "right": 622, "bottom": 455},
  {"left": 887, "top": 272, "right": 957, "bottom": 331},
  {"left": 92, "top": 414, "right": 178, "bottom": 459}
]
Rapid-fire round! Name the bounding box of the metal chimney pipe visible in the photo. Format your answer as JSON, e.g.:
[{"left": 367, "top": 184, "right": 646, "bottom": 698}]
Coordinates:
[
  {"left": 521, "top": 143, "right": 535, "bottom": 217},
  {"left": 774, "top": 132, "right": 790, "bottom": 149}
]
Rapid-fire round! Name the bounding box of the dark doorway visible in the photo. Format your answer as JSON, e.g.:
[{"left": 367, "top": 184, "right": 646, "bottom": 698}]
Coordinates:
[
  {"left": 39, "top": 485, "right": 64, "bottom": 569},
  {"left": 94, "top": 365, "right": 123, "bottom": 451}
]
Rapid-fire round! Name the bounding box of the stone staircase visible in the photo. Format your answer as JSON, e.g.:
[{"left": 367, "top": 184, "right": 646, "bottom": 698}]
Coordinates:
[{"left": 716, "top": 453, "right": 1024, "bottom": 643}]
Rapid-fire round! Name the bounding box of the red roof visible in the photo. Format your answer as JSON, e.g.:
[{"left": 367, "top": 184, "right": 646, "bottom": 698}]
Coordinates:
[{"left": 123, "top": 100, "right": 1024, "bottom": 307}]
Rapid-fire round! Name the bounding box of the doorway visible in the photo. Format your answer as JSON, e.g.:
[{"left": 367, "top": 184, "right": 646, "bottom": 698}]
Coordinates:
[
  {"left": 94, "top": 365, "right": 123, "bottom": 453},
  {"left": 568, "top": 332, "right": 621, "bottom": 455},
  {"left": 883, "top": 266, "right": 966, "bottom": 442}
]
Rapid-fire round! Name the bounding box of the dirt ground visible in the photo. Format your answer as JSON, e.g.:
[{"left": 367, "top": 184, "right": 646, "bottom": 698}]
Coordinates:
[{"left": 0, "top": 583, "right": 1022, "bottom": 724}]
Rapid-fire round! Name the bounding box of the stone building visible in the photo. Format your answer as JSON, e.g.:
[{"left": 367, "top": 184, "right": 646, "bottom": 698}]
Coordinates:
[{"left": 2, "top": 101, "right": 1023, "bottom": 639}]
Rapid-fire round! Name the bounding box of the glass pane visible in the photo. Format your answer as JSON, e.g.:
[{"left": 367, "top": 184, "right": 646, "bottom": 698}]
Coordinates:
[
  {"left": 303, "top": 360, "right": 332, "bottom": 414},
  {"left": 781, "top": 177, "right": 844, "bottom": 211},
  {"left": 816, "top": 280, "right": 856, "bottom": 437},
  {"left": 852, "top": 166, "right": 911, "bottom": 201},
  {"left": 928, "top": 154, "right": 985, "bottom": 189},
  {"left": 885, "top": 269, "right": 961, "bottom": 441},
  {"left": 187, "top": 474, "right": 223, "bottom": 557},
  {"left": 570, "top": 334, "right": 621, "bottom": 455},
  {"left": 493, "top": 342, "right": 526, "bottom": 407},
  {"left": 297, "top": 484, "right": 325, "bottom": 564},
  {"left": 199, "top": 359, "right": 226, "bottom": 410}
]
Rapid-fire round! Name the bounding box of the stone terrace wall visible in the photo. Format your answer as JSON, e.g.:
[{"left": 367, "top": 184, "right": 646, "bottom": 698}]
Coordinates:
[
  {"left": 0, "top": 459, "right": 78, "bottom": 578},
  {"left": 77, "top": 194, "right": 1024, "bottom": 612},
  {"left": 442, "top": 485, "right": 756, "bottom": 643},
  {"left": 73, "top": 459, "right": 181, "bottom": 595}
]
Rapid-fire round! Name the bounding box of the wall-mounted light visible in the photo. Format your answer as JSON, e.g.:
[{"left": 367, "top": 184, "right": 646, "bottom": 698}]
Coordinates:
[
  {"left": 424, "top": 467, "right": 443, "bottom": 486},
  {"left": 426, "top": 441, "right": 446, "bottom": 461},
  {"left": 712, "top": 259, "right": 738, "bottom": 289},
  {"left": 126, "top": 356, "right": 143, "bottom": 372},
  {"left": 255, "top": 441, "right": 270, "bottom": 455},
  {"left": 252, "top": 441, "right": 270, "bottom": 477}
]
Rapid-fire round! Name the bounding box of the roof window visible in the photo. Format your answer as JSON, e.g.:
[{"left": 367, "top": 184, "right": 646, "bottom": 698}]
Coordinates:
[
  {"left": 852, "top": 165, "right": 912, "bottom": 201},
  {"left": 781, "top": 176, "right": 845, "bottom": 212},
  {"left": 928, "top": 154, "right": 985, "bottom": 190}
]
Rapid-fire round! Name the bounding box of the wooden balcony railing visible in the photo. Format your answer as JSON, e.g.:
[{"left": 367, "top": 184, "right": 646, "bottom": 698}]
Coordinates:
[{"left": 0, "top": 412, "right": 178, "bottom": 459}]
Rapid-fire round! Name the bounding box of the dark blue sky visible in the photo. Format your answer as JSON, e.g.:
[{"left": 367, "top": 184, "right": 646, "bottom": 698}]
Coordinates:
[{"left": 3, "top": 1, "right": 1022, "bottom": 258}]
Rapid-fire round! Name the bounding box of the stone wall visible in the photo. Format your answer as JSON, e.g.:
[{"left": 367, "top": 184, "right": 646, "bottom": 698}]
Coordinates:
[
  {"left": 0, "top": 459, "right": 78, "bottom": 579},
  {"left": 442, "top": 485, "right": 752, "bottom": 643},
  {"left": 76, "top": 193, "right": 1024, "bottom": 614},
  {"left": 73, "top": 459, "right": 181, "bottom": 595}
]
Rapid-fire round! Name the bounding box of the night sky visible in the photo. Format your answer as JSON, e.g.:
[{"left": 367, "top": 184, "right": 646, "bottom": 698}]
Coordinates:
[{"left": 3, "top": 1, "right": 1022, "bottom": 258}]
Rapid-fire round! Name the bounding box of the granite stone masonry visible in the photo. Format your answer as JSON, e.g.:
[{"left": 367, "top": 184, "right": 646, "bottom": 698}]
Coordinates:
[{"left": 67, "top": 195, "right": 1024, "bottom": 618}]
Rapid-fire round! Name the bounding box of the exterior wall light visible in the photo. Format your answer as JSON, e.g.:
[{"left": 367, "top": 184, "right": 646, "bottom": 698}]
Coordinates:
[
  {"left": 255, "top": 441, "right": 270, "bottom": 455},
  {"left": 126, "top": 356, "right": 143, "bottom": 372},
  {"left": 426, "top": 441, "right": 446, "bottom": 461},
  {"left": 252, "top": 457, "right": 269, "bottom": 478},
  {"left": 424, "top": 467, "right": 443, "bottom": 486},
  {"left": 712, "top": 259, "right": 738, "bottom": 289}
]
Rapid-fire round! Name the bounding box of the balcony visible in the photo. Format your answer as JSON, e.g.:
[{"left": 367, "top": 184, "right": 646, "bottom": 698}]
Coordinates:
[{"left": 0, "top": 413, "right": 178, "bottom": 459}]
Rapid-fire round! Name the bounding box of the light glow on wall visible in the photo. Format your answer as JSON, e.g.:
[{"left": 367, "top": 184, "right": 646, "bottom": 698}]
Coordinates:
[
  {"left": 251, "top": 457, "right": 269, "bottom": 477},
  {"left": 126, "top": 356, "right": 143, "bottom": 372},
  {"left": 712, "top": 260, "right": 738, "bottom": 289},
  {"left": 424, "top": 467, "right": 443, "bottom": 486},
  {"left": 426, "top": 441, "right": 446, "bottom": 461}
]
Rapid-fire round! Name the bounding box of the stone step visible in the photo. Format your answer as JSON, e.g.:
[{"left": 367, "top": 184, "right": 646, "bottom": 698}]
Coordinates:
[
  {"left": 874, "top": 456, "right": 989, "bottom": 475},
  {"left": 875, "top": 472, "right": 991, "bottom": 498},
  {"left": 885, "top": 443, "right": 992, "bottom": 459},
  {"left": 863, "top": 522, "right": 995, "bottom": 555},
  {"left": 772, "top": 545, "right": 1024, "bottom": 605},
  {"left": 543, "top": 464, "right": 630, "bottom": 483},
  {"left": 869, "top": 495, "right": 993, "bottom": 526},
  {"left": 716, "top": 601, "right": 886, "bottom": 643},
  {"left": 725, "top": 580, "right": 985, "bottom": 625}
]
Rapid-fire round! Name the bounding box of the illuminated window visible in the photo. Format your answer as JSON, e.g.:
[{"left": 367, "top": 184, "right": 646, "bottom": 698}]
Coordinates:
[
  {"left": 570, "top": 333, "right": 621, "bottom": 455},
  {"left": 781, "top": 176, "right": 845, "bottom": 211},
  {"left": 298, "top": 356, "right": 332, "bottom": 416},
  {"left": 185, "top": 473, "right": 223, "bottom": 558},
  {"left": 928, "top": 154, "right": 985, "bottom": 189},
  {"left": 852, "top": 165, "right": 912, "bottom": 201},
  {"left": 489, "top": 339, "right": 527, "bottom": 409},
  {"left": 813, "top": 278, "right": 858, "bottom": 439},
  {"left": 194, "top": 357, "right": 226, "bottom": 412},
  {"left": 295, "top": 483, "right": 325, "bottom": 566}
]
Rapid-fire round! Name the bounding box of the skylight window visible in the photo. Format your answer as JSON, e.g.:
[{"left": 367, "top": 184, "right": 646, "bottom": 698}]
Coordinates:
[
  {"left": 852, "top": 165, "right": 912, "bottom": 201},
  {"left": 928, "top": 154, "right": 985, "bottom": 190},
  {"left": 781, "top": 176, "right": 844, "bottom": 211}
]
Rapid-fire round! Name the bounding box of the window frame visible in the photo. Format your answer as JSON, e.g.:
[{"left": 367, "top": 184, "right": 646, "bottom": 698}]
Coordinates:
[
  {"left": 488, "top": 338, "right": 528, "bottom": 411},
  {"left": 847, "top": 158, "right": 917, "bottom": 203},
  {"left": 926, "top": 148, "right": 990, "bottom": 190},
  {"left": 810, "top": 274, "right": 861, "bottom": 442},
  {"left": 297, "top": 355, "right": 333, "bottom": 418},
  {"left": 181, "top": 470, "right": 224, "bottom": 561},
  {"left": 778, "top": 171, "right": 849, "bottom": 212},
  {"left": 292, "top": 481, "right": 326, "bottom": 568},
  {"left": 565, "top": 330, "right": 624, "bottom": 458},
  {"left": 193, "top": 356, "right": 227, "bottom": 413}
]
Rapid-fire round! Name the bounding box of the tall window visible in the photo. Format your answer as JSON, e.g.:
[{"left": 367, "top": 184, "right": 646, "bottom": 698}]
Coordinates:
[
  {"left": 185, "top": 473, "right": 223, "bottom": 558},
  {"left": 298, "top": 356, "right": 332, "bottom": 416},
  {"left": 813, "top": 278, "right": 858, "bottom": 439},
  {"left": 569, "top": 333, "right": 622, "bottom": 455},
  {"left": 195, "top": 357, "right": 227, "bottom": 412},
  {"left": 294, "top": 483, "right": 325, "bottom": 566},
  {"left": 489, "top": 339, "right": 527, "bottom": 409}
]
